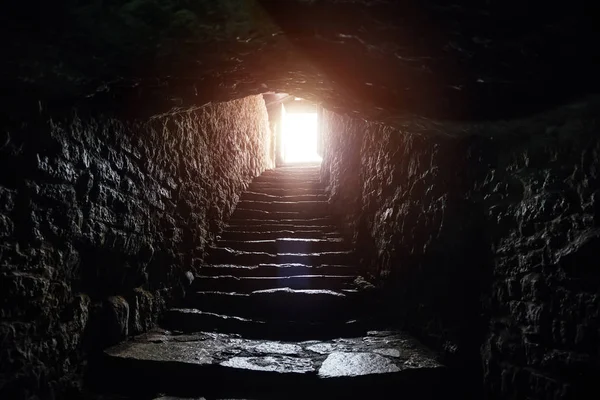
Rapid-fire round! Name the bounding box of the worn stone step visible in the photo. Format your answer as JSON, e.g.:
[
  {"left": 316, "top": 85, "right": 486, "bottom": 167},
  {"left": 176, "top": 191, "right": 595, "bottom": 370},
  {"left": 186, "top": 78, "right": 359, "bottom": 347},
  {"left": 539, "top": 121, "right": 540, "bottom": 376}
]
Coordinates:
[
  {"left": 252, "top": 175, "right": 321, "bottom": 184},
  {"left": 99, "top": 330, "right": 448, "bottom": 399},
  {"left": 231, "top": 208, "right": 329, "bottom": 220},
  {"left": 272, "top": 163, "right": 320, "bottom": 170},
  {"left": 192, "top": 274, "right": 357, "bottom": 292},
  {"left": 206, "top": 248, "right": 354, "bottom": 266},
  {"left": 236, "top": 200, "right": 328, "bottom": 212},
  {"left": 246, "top": 187, "right": 326, "bottom": 196},
  {"left": 262, "top": 165, "right": 320, "bottom": 172},
  {"left": 215, "top": 238, "right": 348, "bottom": 253},
  {"left": 224, "top": 224, "right": 338, "bottom": 234},
  {"left": 200, "top": 264, "right": 359, "bottom": 277},
  {"left": 257, "top": 174, "right": 321, "bottom": 182},
  {"left": 185, "top": 288, "right": 359, "bottom": 321},
  {"left": 241, "top": 191, "right": 327, "bottom": 202},
  {"left": 249, "top": 181, "right": 323, "bottom": 191},
  {"left": 227, "top": 217, "right": 334, "bottom": 227},
  {"left": 219, "top": 229, "right": 342, "bottom": 241},
  {"left": 163, "top": 309, "right": 373, "bottom": 340}
]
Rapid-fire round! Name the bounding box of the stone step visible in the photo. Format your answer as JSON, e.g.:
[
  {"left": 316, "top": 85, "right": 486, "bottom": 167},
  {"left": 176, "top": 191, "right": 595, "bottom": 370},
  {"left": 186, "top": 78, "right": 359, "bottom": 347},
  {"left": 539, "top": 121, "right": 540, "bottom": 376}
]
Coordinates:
[
  {"left": 271, "top": 163, "right": 320, "bottom": 170},
  {"left": 200, "top": 264, "right": 359, "bottom": 277},
  {"left": 241, "top": 191, "right": 327, "bottom": 202},
  {"left": 185, "top": 289, "right": 360, "bottom": 321},
  {"left": 192, "top": 274, "right": 357, "bottom": 292},
  {"left": 245, "top": 187, "right": 326, "bottom": 197},
  {"left": 215, "top": 238, "right": 348, "bottom": 253},
  {"left": 206, "top": 248, "right": 354, "bottom": 266},
  {"left": 263, "top": 164, "right": 320, "bottom": 172},
  {"left": 231, "top": 208, "right": 329, "bottom": 220},
  {"left": 224, "top": 223, "right": 338, "bottom": 233},
  {"left": 249, "top": 181, "right": 323, "bottom": 191},
  {"left": 218, "top": 229, "right": 342, "bottom": 241},
  {"left": 236, "top": 200, "right": 329, "bottom": 212},
  {"left": 252, "top": 175, "right": 321, "bottom": 184},
  {"left": 227, "top": 217, "right": 334, "bottom": 227},
  {"left": 99, "top": 330, "right": 448, "bottom": 399},
  {"left": 163, "top": 309, "right": 373, "bottom": 340},
  {"left": 257, "top": 173, "right": 321, "bottom": 182},
  {"left": 256, "top": 174, "right": 320, "bottom": 181}
]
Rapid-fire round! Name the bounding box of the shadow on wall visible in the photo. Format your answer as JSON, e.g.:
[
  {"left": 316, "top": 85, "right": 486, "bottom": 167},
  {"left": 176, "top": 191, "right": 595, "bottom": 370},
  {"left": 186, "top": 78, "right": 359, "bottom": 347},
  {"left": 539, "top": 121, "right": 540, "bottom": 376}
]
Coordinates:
[
  {"left": 319, "top": 110, "right": 494, "bottom": 396},
  {"left": 319, "top": 96, "right": 600, "bottom": 400},
  {"left": 388, "top": 188, "right": 494, "bottom": 398}
]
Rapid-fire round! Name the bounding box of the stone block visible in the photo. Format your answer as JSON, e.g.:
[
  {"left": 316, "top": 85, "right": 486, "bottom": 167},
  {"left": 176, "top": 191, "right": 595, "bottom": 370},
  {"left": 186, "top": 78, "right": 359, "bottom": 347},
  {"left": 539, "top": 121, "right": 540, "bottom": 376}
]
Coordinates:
[
  {"left": 91, "top": 158, "right": 121, "bottom": 187},
  {"left": 35, "top": 155, "right": 78, "bottom": 183},
  {"left": 126, "top": 288, "right": 155, "bottom": 335},
  {"left": 36, "top": 183, "right": 77, "bottom": 206},
  {"left": 87, "top": 296, "right": 129, "bottom": 348},
  {"left": 75, "top": 171, "right": 94, "bottom": 201},
  {"left": 520, "top": 273, "right": 547, "bottom": 301},
  {"left": 0, "top": 186, "right": 16, "bottom": 213},
  {"left": 63, "top": 294, "right": 91, "bottom": 334},
  {"left": 0, "top": 272, "right": 51, "bottom": 319},
  {"left": 0, "top": 213, "right": 14, "bottom": 238},
  {"left": 556, "top": 231, "right": 600, "bottom": 279}
]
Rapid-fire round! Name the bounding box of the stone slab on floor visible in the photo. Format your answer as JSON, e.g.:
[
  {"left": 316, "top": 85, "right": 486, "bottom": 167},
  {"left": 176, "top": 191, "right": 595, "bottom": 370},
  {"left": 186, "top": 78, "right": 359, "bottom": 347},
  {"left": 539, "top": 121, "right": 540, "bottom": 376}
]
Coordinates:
[
  {"left": 106, "top": 329, "right": 441, "bottom": 373},
  {"left": 99, "top": 330, "right": 447, "bottom": 399}
]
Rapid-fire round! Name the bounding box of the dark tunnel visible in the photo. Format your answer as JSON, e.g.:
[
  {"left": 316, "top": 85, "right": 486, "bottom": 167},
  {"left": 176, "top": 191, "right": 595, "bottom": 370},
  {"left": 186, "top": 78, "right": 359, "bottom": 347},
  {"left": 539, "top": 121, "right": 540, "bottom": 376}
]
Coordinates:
[{"left": 1, "top": 1, "right": 599, "bottom": 399}]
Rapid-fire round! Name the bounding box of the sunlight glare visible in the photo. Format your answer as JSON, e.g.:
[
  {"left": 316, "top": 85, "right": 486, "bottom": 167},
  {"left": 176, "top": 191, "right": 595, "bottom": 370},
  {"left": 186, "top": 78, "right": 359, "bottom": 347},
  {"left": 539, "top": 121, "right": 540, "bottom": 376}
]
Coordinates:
[{"left": 281, "top": 112, "right": 321, "bottom": 163}]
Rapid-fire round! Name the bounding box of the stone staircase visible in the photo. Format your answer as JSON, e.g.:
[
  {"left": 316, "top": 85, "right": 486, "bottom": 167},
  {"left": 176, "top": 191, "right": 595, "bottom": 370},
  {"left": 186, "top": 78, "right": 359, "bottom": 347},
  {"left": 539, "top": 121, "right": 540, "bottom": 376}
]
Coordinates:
[{"left": 96, "top": 164, "right": 452, "bottom": 399}]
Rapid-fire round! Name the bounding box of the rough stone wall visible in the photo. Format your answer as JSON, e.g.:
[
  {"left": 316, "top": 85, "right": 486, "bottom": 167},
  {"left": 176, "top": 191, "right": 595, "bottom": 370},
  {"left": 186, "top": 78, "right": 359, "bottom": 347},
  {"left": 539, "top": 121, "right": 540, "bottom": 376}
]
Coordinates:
[
  {"left": 320, "top": 97, "right": 599, "bottom": 399},
  {"left": 0, "top": 95, "right": 273, "bottom": 399},
  {"left": 478, "top": 104, "right": 600, "bottom": 400}
]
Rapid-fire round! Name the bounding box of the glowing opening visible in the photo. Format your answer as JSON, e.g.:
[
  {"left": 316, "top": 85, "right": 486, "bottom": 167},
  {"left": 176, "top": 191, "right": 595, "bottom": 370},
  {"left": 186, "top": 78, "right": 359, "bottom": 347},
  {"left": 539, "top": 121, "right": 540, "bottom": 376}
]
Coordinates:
[{"left": 281, "top": 106, "right": 321, "bottom": 164}]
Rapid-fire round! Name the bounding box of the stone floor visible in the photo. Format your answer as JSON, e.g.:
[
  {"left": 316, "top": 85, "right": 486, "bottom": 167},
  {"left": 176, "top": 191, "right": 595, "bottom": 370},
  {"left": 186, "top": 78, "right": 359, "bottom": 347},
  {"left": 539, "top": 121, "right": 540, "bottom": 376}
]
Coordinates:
[
  {"left": 96, "top": 164, "right": 453, "bottom": 399},
  {"left": 99, "top": 329, "right": 444, "bottom": 399}
]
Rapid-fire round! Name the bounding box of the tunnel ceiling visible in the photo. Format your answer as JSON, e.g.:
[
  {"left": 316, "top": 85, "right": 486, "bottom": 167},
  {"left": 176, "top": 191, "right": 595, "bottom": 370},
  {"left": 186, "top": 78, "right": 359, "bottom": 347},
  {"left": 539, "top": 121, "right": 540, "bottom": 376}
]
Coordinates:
[{"left": 3, "top": 0, "right": 598, "bottom": 123}]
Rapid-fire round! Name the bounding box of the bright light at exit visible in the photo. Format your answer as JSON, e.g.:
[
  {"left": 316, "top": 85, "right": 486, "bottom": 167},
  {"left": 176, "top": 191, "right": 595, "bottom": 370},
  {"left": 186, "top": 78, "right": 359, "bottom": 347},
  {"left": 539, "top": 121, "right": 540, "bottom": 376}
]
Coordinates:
[{"left": 281, "top": 112, "right": 321, "bottom": 163}]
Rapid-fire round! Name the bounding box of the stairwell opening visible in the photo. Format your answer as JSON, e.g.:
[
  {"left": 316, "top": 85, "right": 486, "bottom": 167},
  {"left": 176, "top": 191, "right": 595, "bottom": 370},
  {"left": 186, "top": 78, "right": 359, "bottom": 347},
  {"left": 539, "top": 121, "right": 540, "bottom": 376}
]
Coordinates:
[{"left": 280, "top": 98, "right": 321, "bottom": 164}]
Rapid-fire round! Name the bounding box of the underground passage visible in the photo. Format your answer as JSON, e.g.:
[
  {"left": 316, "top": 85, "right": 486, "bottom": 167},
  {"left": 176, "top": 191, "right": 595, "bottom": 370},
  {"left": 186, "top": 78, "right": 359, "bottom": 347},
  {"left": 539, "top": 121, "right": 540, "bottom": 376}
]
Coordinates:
[{"left": 1, "top": 1, "right": 599, "bottom": 399}]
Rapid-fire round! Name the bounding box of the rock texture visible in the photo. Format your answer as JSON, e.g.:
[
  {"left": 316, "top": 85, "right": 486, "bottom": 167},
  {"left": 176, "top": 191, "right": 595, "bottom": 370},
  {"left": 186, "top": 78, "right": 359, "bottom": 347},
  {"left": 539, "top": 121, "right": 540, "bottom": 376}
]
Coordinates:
[
  {"left": 0, "top": 95, "right": 274, "bottom": 398},
  {"left": 320, "top": 96, "right": 600, "bottom": 399},
  {"left": 2, "top": 1, "right": 598, "bottom": 121},
  {"left": 97, "top": 329, "right": 445, "bottom": 399}
]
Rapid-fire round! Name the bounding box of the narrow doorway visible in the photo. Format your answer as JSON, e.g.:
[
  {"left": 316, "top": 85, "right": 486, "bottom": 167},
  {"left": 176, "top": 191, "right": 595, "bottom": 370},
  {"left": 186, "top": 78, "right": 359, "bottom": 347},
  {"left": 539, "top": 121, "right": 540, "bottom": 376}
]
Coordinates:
[{"left": 280, "top": 99, "right": 321, "bottom": 164}]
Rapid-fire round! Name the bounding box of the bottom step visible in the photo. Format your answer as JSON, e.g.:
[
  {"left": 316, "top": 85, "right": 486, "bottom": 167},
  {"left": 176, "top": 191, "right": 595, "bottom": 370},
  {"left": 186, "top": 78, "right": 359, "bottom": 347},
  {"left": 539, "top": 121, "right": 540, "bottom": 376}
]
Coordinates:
[
  {"left": 96, "top": 330, "right": 448, "bottom": 399},
  {"left": 163, "top": 308, "right": 376, "bottom": 340},
  {"left": 184, "top": 288, "right": 363, "bottom": 321}
]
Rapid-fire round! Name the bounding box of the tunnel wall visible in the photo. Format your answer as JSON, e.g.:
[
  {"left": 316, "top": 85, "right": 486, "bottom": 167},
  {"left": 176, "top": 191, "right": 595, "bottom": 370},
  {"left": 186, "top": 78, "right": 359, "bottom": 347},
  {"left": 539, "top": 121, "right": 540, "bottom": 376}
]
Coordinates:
[
  {"left": 320, "top": 98, "right": 599, "bottom": 399},
  {"left": 0, "top": 95, "right": 273, "bottom": 398}
]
